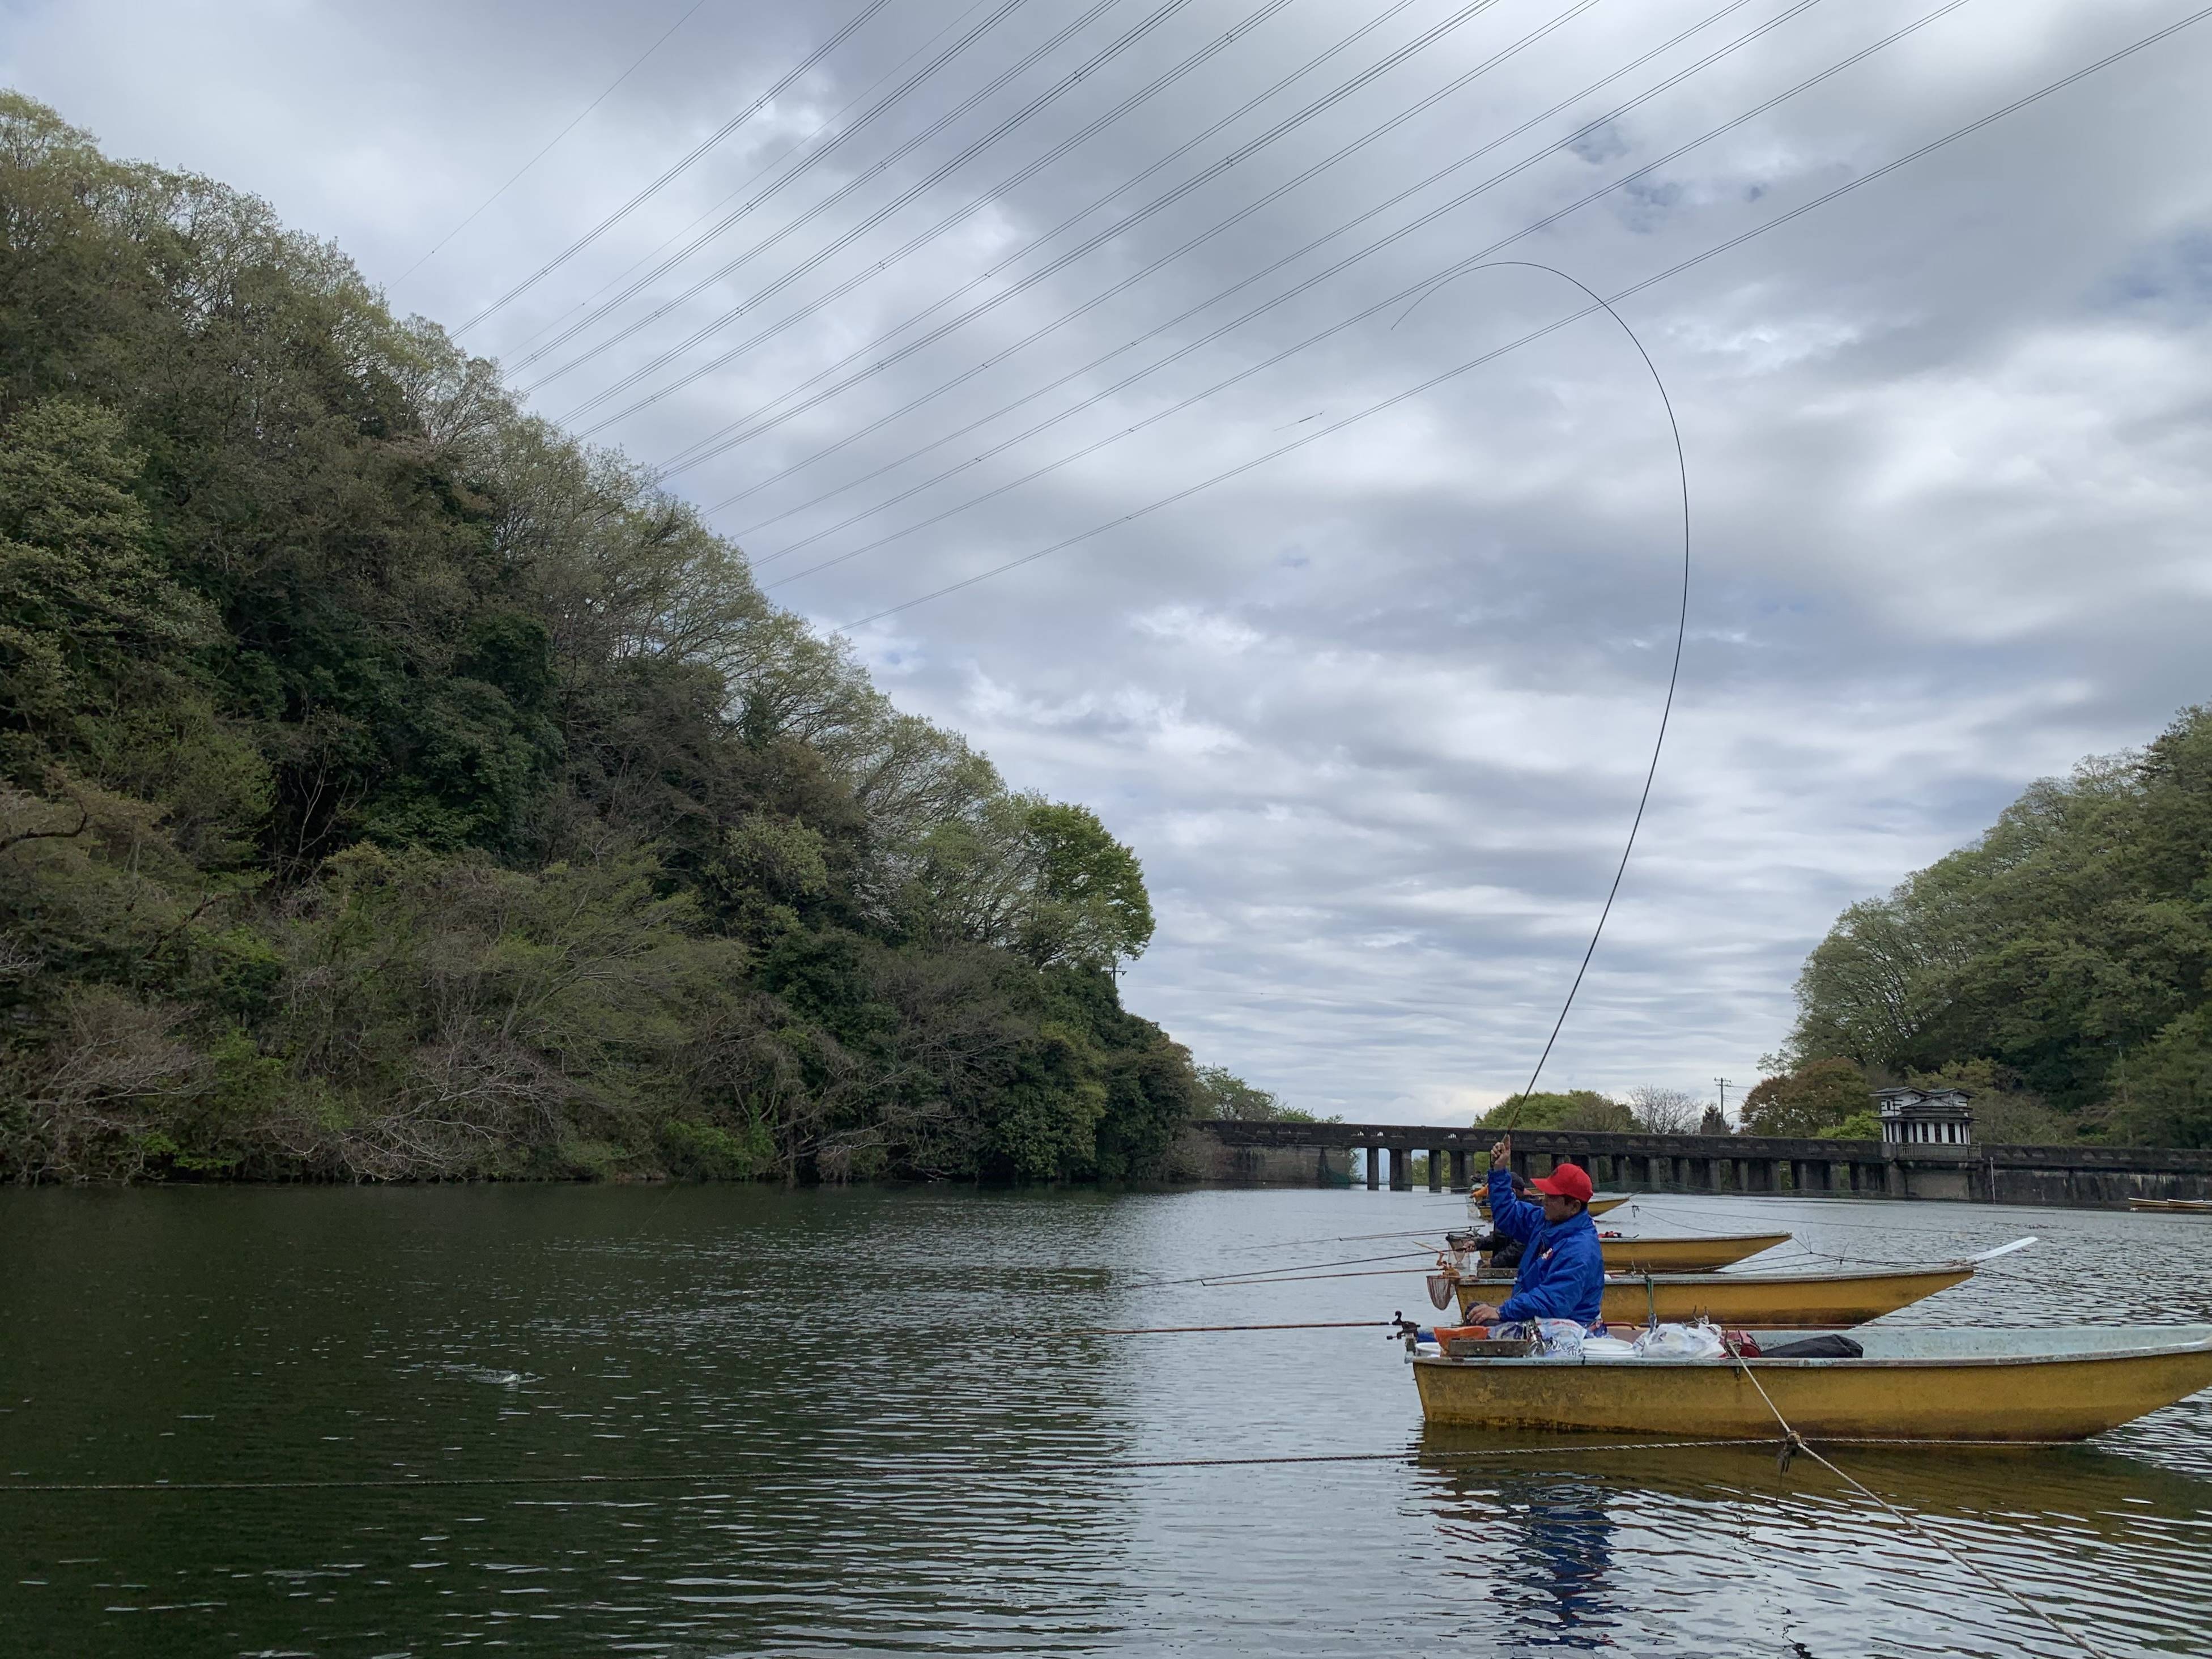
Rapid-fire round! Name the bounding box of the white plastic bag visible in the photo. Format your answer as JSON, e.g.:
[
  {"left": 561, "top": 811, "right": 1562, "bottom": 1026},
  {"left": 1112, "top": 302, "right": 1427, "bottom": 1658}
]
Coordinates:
[
  {"left": 1631, "top": 1322, "right": 1724, "bottom": 1359},
  {"left": 1534, "top": 1318, "right": 1586, "bottom": 1356}
]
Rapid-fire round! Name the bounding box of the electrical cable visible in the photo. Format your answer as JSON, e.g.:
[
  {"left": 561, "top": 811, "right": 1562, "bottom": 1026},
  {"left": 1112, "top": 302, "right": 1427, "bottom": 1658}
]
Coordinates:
[
  {"left": 496, "top": 0, "right": 1005, "bottom": 364},
  {"left": 454, "top": 0, "right": 897, "bottom": 336},
  {"left": 752, "top": 0, "right": 1942, "bottom": 595},
  {"left": 518, "top": 2, "right": 1300, "bottom": 394},
  {"left": 742, "top": 0, "right": 1851, "bottom": 586},
  {"left": 522, "top": 0, "right": 1296, "bottom": 395},
  {"left": 827, "top": 2, "right": 2210, "bottom": 632},
  {"left": 509, "top": 0, "right": 1399, "bottom": 381},
  {"left": 530, "top": 0, "right": 1236, "bottom": 403},
  {"left": 547, "top": 0, "right": 1562, "bottom": 419},
  {"left": 392, "top": 0, "right": 713, "bottom": 288},
  {"left": 728, "top": 0, "right": 1768, "bottom": 539},
  {"left": 526, "top": 0, "right": 1175, "bottom": 399},
  {"left": 653, "top": 0, "right": 1802, "bottom": 487},
  {"left": 628, "top": 0, "right": 1522, "bottom": 457}
]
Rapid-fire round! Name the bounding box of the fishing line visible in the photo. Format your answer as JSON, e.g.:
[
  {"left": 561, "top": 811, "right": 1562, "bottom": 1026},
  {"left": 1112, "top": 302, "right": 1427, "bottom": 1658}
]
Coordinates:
[
  {"left": 1, "top": 1436, "right": 2081, "bottom": 1496},
  {"left": 1219, "top": 1226, "right": 1454, "bottom": 1256},
  {"left": 1384, "top": 262, "right": 1688, "bottom": 1128}
]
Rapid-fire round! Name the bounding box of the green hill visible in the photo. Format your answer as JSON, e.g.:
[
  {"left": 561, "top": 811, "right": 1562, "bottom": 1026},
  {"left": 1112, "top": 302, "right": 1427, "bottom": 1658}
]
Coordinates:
[
  {"left": 1782, "top": 703, "right": 2212, "bottom": 1144},
  {"left": 0, "top": 94, "right": 1199, "bottom": 1183}
]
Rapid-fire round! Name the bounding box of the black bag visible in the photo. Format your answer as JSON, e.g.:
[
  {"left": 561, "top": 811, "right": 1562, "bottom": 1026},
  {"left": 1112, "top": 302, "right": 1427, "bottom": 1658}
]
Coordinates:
[{"left": 1758, "top": 1334, "right": 1864, "bottom": 1359}]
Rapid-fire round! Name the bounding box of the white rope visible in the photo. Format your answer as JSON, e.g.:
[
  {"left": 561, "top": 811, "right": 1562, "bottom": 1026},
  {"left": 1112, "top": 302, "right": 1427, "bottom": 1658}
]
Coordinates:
[{"left": 1722, "top": 1339, "right": 2113, "bottom": 1659}]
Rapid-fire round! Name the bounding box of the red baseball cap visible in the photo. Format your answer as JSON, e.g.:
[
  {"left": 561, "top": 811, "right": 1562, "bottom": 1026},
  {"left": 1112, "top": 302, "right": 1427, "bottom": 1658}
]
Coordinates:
[{"left": 1531, "top": 1163, "right": 1594, "bottom": 1203}]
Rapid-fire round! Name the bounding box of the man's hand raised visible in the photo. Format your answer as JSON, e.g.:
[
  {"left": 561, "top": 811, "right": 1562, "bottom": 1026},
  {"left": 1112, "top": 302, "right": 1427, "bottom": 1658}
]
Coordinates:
[{"left": 1488, "top": 1134, "right": 1511, "bottom": 1172}]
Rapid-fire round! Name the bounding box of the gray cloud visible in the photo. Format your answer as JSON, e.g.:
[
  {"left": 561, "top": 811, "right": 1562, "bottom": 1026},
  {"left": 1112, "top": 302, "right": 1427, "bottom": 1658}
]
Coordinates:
[{"left": 8, "top": 0, "right": 2209, "bottom": 1121}]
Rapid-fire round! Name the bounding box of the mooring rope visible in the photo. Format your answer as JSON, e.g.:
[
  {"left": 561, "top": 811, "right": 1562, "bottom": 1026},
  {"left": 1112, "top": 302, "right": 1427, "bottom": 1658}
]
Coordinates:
[{"left": 1721, "top": 1338, "right": 2112, "bottom": 1659}]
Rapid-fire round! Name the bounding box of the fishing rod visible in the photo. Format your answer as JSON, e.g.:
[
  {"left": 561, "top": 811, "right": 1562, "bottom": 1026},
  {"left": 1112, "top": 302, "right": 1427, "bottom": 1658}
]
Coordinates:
[{"left": 1130, "top": 1248, "right": 1441, "bottom": 1290}]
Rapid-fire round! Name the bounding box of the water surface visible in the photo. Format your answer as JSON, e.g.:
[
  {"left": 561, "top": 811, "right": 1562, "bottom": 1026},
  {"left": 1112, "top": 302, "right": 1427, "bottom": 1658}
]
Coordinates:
[{"left": 3, "top": 1184, "right": 2210, "bottom": 1655}]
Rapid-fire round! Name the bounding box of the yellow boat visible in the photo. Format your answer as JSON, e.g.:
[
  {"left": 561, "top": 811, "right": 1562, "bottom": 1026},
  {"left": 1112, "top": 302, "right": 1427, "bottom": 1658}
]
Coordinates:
[
  {"left": 1453, "top": 1260, "right": 1973, "bottom": 1326},
  {"left": 1410, "top": 1325, "right": 2212, "bottom": 1441},
  {"left": 1598, "top": 1232, "right": 1790, "bottom": 1273},
  {"left": 2128, "top": 1197, "right": 2212, "bottom": 1214}
]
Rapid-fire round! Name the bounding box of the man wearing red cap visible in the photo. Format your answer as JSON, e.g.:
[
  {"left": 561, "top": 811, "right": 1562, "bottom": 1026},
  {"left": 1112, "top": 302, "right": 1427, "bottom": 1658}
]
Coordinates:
[{"left": 1463, "top": 1134, "right": 1605, "bottom": 1329}]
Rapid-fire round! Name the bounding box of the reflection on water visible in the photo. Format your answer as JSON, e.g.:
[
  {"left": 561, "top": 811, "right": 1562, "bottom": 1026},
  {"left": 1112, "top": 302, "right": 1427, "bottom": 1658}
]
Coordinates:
[{"left": 2, "top": 1186, "right": 2211, "bottom": 1654}]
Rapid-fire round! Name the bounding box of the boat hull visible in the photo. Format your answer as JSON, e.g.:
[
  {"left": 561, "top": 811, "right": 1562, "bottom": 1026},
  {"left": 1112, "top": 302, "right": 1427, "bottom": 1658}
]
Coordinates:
[
  {"left": 1411, "top": 1328, "right": 2212, "bottom": 1442},
  {"left": 1453, "top": 1262, "right": 1973, "bottom": 1326},
  {"left": 1598, "top": 1233, "right": 1790, "bottom": 1273},
  {"left": 2129, "top": 1198, "right": 2212, "bottom": 1214}
]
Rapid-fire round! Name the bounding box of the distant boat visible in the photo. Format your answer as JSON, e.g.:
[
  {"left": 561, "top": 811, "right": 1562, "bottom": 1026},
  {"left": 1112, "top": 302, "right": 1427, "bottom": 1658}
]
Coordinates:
[
  {"left": 1597, "top": 1232, "right": 1791, "bottom": 1273},
  {"left": 1410, "top": 1325, "right": 2212, "bottom": 1441},
  {"left": 2128, "top": 1197, "right": 2212, "bottom": 1214},
  {"left": 1453, "top": 1260, "right": 1972, "bottom": 1327}
]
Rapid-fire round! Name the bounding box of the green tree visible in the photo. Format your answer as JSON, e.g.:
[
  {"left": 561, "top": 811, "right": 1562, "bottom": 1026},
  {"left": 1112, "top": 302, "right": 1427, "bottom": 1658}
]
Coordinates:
[
  {"left": 1787, "top": 704, "right": 2212, "bottom": 1142},
  {"left": 1477, "top": 1090, "right": 1634, "bottom": 1131},
  {"left": 0, "top": 95, "right": 1201, "bottom": 1185},
  {"left": 1739, "top": 1060, "right": 1872, "bottom": 1138},
  {"left": 1020, "top": 801, "right": 1154, "bottom": 971}
]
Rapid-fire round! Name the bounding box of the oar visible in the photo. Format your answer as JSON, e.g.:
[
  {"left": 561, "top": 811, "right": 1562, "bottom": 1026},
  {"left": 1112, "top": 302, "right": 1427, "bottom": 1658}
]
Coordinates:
[{"left": 1967, "top": 1236, "right": 2039, "bottom": 1263}]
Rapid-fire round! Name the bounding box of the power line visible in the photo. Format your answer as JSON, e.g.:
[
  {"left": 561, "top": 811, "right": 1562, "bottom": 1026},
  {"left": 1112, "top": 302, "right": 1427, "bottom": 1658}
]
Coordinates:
[
  {"left": 752, "top": 0, "right": 1942, "bottom": 590},
  {"left": 624, "top": 0, "right": 1519, "bottom": 458},
  {"left": 534, "top": 0, "right": 1205, "bottom": 410},
  {"left": 494, "top": 0, "right": 1006, "bottom": 365},
  {"left": 530, "top": 0, "right": 1305, "bottom": 416},
  {"left": 390, "top": 0, "right": 714, "bottom": 288},
  {"left": 829, "top": 0, "right": 2211, "bottom": 631},
  {"left": 453, "top": 0, "right": 900, "bottom": 337},
  {"left": 735, "top": 0, "right": 1817, "bottom": 569}
]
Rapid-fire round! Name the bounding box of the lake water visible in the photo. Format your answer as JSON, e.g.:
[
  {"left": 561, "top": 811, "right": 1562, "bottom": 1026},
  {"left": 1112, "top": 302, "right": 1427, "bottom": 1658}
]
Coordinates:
[{"left": 5, "top": 1184, "right": 2212, "bottom": 1656}]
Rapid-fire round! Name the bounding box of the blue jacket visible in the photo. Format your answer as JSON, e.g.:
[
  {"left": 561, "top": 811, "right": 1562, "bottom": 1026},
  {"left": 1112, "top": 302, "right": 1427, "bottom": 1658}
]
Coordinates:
[{"left": 1485, "top": 1167, "right": 1605, "bottom": 1326}]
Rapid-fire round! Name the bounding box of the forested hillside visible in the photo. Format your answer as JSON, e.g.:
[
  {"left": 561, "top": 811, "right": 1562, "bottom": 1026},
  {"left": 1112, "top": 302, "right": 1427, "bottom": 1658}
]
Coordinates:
[
  {"left": 1772, "top": 704, "right": 2212, "bottom": 1145},
  {"left": 0, "top": 95, "right": 1204, "bottom": 1183}
]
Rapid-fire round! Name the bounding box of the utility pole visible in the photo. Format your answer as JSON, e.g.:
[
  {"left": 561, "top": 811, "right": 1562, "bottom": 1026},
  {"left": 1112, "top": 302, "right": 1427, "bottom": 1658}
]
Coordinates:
[{"left": 1715, "top": 1077, "right": 1733, "bottom": 1122}]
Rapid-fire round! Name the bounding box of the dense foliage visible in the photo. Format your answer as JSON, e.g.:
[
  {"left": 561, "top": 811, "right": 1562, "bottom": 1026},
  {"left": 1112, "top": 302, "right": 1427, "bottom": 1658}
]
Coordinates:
[
  {"left": 1779, "top": 705, "right": 2212, "bottom": 1145},
  {"left": 0, "top": 95, "right": 1205, "bottom": 1183},
  {"left": 1738, "top": 1058, "right": 1873, "bottom": 1139},
  {"left": 1190, "top": 1065, "right": 1335, "bottom": 1124}
]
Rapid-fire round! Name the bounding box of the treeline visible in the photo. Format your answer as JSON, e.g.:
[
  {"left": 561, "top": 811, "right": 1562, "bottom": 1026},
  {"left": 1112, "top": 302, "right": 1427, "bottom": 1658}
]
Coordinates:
[
  {"left": 0, "top": 94, "right": 1226, "bottom": 1184},
  {"left": 1474, "top": 1088, "right": 1728, "bottom": 1136},
  {"left": 1754, "top": 704, "right": 2212, "bottom": 1145}
]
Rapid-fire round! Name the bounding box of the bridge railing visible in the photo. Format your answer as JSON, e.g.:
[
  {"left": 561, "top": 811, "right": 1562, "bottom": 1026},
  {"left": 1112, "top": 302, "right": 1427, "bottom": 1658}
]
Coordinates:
[{"left": 1188, "top": 1120, "right": 2212, "bottom": 1206}]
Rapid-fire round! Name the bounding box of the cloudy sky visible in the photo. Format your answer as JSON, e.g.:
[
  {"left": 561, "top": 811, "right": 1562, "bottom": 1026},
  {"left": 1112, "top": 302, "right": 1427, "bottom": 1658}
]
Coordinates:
[{"left": 8, "top": 0, "right": 2209, "bottom": 1122}]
